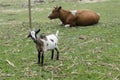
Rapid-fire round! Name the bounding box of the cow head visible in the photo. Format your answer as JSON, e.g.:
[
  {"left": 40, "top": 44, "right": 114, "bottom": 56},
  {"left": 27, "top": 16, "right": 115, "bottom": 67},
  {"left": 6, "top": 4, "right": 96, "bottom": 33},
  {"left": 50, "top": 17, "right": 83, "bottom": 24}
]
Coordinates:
[{"left": 48, "top": 6, "right": 62, "bottom": 19}]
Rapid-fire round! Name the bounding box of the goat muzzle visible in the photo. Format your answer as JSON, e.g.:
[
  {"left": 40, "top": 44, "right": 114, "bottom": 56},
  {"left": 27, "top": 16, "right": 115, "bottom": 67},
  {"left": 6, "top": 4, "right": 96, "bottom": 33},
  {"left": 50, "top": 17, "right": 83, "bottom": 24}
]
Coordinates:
[{"left": 27, "top": 34, "right": 31, "bottom": 38}]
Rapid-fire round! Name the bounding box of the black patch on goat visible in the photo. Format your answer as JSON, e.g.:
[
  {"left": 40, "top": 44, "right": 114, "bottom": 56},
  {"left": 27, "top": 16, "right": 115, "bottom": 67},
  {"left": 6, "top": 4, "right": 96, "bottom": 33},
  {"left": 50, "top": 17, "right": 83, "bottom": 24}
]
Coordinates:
[
  {"left": 47, "top": 43, "right": 49, "bottom": 46},
  {"left": 50, "top": 39, "right": 54, "bottom": 42},
  {"left": 40, "top": 33, "right": 46, "bottom": 39}
]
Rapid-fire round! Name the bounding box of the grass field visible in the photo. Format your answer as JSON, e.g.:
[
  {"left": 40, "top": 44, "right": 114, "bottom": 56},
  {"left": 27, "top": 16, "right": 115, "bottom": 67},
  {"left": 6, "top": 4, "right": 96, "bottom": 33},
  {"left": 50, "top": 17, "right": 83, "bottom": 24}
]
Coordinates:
[{"left": 0, "top": 0, "right": 120, "bottom": 80}]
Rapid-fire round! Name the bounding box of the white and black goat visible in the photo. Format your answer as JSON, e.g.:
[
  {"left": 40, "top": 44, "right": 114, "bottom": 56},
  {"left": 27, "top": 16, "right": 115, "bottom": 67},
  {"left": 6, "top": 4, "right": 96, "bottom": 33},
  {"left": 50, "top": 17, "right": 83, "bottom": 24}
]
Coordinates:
[{"left": 27, "top": 29, "right": 59, "bottom": 66}]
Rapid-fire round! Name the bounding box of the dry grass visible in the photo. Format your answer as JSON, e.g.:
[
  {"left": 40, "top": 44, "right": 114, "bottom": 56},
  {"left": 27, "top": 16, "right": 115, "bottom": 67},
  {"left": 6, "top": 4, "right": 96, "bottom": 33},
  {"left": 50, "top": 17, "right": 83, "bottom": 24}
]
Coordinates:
[{"left": 0, "top": 0, "right": 120, "bottom": 80}]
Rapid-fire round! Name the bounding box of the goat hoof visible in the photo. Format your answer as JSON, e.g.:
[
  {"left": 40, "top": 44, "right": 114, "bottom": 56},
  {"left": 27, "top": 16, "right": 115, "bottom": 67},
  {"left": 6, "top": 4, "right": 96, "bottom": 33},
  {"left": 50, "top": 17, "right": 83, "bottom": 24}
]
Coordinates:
[
  {"left": 51, "top": 58, "right": 54, "bottom": 60},
  {"left": 37, "top": 62, "right": 40, "bottom": 64},
  {"left": 38, "top": 64, "right": 41, "bottom": 66},
  {"left": 37, "top": 63, "right": 43, "bottom": 66},
  {"left": 38, "top": 63, "right": 44, "bottom": 66},
  {"left": 56, "top": 58, "right": 59, "bottom": 60}
]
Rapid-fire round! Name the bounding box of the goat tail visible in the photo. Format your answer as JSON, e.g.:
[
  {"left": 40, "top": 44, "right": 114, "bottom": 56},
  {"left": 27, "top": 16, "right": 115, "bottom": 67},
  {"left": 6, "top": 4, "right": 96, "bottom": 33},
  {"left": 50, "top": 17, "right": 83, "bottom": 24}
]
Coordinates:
[{"left": 55, "top": 30, "right": 59, "bottom": 37}]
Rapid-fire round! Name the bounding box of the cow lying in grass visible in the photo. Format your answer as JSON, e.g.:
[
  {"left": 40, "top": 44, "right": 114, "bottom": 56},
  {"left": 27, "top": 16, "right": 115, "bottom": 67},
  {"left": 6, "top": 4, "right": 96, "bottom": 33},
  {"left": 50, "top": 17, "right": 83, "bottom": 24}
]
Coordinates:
[{"left": 48, "top": 6, "right": 100, "bottom": 27}]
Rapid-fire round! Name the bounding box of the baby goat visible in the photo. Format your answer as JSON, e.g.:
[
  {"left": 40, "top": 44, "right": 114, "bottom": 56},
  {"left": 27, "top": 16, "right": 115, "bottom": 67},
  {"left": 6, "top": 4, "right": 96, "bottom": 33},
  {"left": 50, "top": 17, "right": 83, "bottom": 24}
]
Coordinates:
[{"left": 27, "top": 29, "right": 59, "bottom": 66}]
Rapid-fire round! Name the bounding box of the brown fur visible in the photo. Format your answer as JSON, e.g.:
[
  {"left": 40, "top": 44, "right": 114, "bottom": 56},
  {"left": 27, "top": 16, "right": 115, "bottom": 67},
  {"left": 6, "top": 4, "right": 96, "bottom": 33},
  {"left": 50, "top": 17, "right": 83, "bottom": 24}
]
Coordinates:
[
  {"left": 36, "top": 38, "right": 44, "bottom": 52},
  {"left": 48, "top": 6, "right": 100, "bottom": 27}
]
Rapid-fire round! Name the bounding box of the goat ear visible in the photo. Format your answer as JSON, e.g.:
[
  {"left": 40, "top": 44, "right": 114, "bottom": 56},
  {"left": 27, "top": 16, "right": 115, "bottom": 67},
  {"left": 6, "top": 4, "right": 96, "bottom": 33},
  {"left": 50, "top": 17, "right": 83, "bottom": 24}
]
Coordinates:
[
  {"left": 58, "top": 6, "right": 62, "bottom": 11},
  {"left": 35, "top": 29, "right": 40, "bottom": 34}
]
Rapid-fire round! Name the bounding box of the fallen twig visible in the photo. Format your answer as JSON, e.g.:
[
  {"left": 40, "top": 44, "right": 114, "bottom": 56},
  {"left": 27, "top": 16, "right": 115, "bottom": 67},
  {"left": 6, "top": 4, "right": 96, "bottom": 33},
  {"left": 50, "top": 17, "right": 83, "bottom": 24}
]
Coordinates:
[{"left": 6, "top": 59, "right": 16, "bottom": 67}]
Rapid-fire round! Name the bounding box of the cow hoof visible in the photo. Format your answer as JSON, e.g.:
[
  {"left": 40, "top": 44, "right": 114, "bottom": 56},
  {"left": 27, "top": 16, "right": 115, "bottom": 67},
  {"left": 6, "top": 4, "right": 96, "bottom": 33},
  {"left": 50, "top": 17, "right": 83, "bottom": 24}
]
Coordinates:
[{"left": 64, "top": 24, "right": 70, "bottom": 28}]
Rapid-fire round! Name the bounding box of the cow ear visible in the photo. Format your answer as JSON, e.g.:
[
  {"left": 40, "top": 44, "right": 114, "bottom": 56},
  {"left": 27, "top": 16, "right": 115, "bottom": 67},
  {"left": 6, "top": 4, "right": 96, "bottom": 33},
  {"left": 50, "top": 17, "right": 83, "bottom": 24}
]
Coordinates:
[
  {"left": 58, "top": 6, "right": 62, "bottom": 11},
  {"left": 35, "top": 29, "right": 40, "bottom": 34}
]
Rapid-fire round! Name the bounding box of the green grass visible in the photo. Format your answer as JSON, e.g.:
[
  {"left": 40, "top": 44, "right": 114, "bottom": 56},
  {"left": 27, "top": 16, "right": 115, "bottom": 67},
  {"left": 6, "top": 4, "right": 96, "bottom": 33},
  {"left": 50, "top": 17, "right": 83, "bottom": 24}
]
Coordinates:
[{"left": 0, "top": 0, "right": 120, "bottom": 80}]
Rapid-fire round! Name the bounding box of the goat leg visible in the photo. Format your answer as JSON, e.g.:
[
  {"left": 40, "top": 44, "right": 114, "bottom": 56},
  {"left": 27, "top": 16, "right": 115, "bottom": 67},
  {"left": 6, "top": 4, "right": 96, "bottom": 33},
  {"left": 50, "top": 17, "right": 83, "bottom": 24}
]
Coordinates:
[
  {"left": 41, "top": 52, "right": 44, "bottom": 66},
  {"left": 51, "top": 49, "right": 54, "bottom": 60},
  {"left": 55, "top": 48, "right": 59, "bottom": 60},
  {"left": 37, "top": 51, "right": 41, "bottom": 64}
]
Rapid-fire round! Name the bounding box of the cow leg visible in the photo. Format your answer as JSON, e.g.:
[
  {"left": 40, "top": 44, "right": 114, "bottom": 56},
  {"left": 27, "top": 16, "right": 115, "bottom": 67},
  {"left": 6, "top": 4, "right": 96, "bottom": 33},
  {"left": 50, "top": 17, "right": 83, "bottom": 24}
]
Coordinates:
[
  {"left": 64, "top": 23, "right": 76, "bottom": 27},
  {"left": 64, "top": 24, "right": 70, "bottom": 27},
  {"left": 65, "top": 18, "right": 76, "bottom": 27}
]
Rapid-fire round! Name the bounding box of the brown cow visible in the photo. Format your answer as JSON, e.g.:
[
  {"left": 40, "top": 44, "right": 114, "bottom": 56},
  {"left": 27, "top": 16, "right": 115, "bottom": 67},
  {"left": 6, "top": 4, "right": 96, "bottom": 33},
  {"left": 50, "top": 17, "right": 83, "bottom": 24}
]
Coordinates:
[{"left": 48, "top": 6, "right": 100, "bottom": 27}]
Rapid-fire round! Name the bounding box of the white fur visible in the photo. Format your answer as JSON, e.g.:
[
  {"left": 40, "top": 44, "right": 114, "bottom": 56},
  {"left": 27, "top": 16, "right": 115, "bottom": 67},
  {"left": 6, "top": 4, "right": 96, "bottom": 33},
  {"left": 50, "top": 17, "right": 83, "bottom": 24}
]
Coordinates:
[
  {"left": 29, "top": 30, "right": 59, "bottom": 65},
  {"left": 64, "top": 24, "right": 70, "bottom": 27},
  {"left": 70, "top": 10, "right": 77, "bottom": 16},
  {"left": 31, "top": 31, "right": 36, "bottom": 40},
  {"left": 40, "top": 31, "right": 59, "bottom": 52},
  {"left": 30, "top": 30, "right": 59, "bottom": 52}
]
